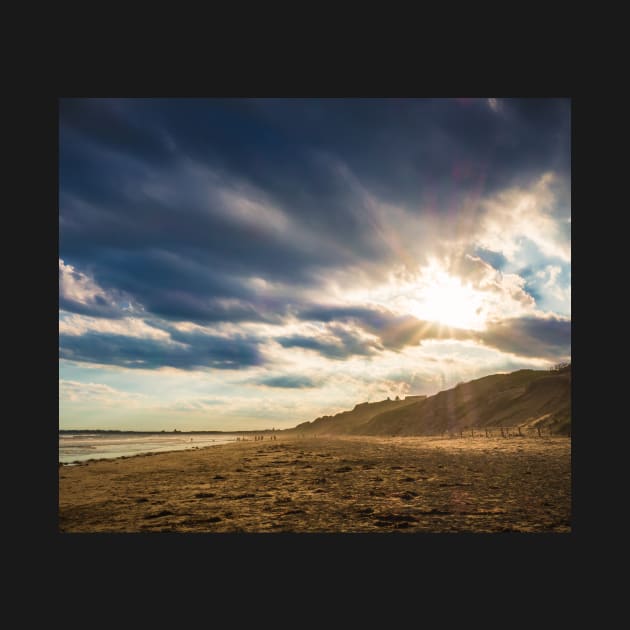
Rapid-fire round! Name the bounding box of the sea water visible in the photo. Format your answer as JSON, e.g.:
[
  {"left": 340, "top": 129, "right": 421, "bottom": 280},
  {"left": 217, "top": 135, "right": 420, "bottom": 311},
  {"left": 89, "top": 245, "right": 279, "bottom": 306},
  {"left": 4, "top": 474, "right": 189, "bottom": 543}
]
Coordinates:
[{"left": 59, "top": 432, "right": 244, "bottom": 464}]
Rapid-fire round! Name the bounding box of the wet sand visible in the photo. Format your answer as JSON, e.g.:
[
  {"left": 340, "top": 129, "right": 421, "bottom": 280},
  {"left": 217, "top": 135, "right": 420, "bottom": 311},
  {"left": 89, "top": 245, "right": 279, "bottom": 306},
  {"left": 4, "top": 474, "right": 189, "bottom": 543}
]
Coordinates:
[{"left": 58, "top": 435, "right": 571, "bottom": 533}]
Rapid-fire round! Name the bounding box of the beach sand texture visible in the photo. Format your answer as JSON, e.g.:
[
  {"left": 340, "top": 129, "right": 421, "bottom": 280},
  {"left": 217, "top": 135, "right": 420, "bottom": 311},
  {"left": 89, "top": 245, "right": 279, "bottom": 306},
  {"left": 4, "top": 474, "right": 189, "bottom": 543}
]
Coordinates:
[{"left": 59, "top": 436, "right": 571, "bottom": 533}]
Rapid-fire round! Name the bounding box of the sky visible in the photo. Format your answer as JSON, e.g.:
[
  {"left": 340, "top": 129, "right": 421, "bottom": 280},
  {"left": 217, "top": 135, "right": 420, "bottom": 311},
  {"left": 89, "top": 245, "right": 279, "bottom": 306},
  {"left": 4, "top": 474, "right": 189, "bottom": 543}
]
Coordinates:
[{"left": 59, "top": 98, "right": 571, "bottom": 431}]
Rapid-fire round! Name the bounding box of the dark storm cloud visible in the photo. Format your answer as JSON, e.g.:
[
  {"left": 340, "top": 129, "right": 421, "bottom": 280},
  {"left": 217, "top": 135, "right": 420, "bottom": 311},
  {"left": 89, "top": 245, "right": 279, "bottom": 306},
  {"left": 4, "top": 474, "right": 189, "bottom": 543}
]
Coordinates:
[
  {"left": 298, "top": 305, "right": 392, "bottom": 329},
  {"left": 58, "top": 295, "right": 127, "bottom": 319},
  {"left": 277, "top": 324, "right": 382, "bottom": 360},
  {"left": 60, "top": 98, "right": 570, "bottom": 329},
  {"left": 59, "top": 332, "right": 265, "bottom": 370},
  {"left": 479, "top": 316, "right": 571, "bottom": 359},
  {"left": 144, "top": 295, "right": 275, "bottom": 325},
  {"left": 246, "top": 98, "right": 571, "bottom": 216}
]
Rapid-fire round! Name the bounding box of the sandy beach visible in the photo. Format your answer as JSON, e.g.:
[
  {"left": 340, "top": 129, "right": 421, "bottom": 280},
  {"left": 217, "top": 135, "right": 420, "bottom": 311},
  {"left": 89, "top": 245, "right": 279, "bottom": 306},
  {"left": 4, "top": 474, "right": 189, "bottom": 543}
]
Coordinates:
[{"left": 58, "top": 435, "right": 571, "bottom": 533}]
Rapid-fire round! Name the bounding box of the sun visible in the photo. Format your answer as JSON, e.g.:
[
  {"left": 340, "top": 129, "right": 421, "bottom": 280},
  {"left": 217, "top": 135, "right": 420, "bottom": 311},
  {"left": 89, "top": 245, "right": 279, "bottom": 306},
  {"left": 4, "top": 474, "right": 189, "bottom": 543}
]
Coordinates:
[{"left": 409, "top": 269, "right": 486, "bottom": 330}]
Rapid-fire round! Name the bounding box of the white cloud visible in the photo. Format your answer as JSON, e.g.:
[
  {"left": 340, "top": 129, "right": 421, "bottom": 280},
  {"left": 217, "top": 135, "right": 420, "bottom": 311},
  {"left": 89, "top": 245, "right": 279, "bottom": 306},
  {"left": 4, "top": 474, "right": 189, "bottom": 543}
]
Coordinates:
[
  {"left": 59, "top": 259, "right": 139, "bottom": 314},
  {"left": 535, "top": 264, "right": 571, "bottom": 309},
  {"left": 59, "top": 259, "right": 108, "bottom": 305},
  {"left": 536, "top": 265, "right": 561, "bottom": 288},
  {"left": 60, "top": 379, "right": 148, "bottom": 405},
  {"left": 474, "top": 173, "right": 570, "bottom": 263},
  {"left": 59, "top": 313, "right": 170, "bottom": 340}
]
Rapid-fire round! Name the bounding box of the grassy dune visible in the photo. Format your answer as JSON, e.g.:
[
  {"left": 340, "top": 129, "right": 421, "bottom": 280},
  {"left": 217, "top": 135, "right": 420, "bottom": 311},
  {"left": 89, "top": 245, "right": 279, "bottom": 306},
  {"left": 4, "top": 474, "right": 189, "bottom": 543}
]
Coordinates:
[{"left": 292, "top": 366, "right": 571, "bottom": 437}]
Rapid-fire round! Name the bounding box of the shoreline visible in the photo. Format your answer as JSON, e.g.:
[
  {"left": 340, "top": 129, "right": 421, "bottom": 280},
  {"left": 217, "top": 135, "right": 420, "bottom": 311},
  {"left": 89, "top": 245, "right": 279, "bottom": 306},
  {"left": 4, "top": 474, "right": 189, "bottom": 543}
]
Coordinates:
[
  {"left": 58, "top": 432, "right": 255, "bottom": 465},
  {"left": 59, "top": 435, "right": 571, "bottom": 533}
]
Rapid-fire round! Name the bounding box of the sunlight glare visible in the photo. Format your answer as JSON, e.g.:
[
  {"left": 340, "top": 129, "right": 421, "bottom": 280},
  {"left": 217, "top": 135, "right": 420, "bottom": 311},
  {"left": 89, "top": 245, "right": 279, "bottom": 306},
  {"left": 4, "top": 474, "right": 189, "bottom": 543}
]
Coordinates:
[{"left": 410, "top": 268, "right": 485, "bottom": 330}]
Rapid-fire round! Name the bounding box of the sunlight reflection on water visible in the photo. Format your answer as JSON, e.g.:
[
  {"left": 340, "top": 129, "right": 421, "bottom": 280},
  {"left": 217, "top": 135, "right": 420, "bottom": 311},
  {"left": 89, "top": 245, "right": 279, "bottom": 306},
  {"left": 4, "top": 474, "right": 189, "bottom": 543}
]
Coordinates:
[{"left": 59, "top": 432, "right": 242, "bottom": 464}]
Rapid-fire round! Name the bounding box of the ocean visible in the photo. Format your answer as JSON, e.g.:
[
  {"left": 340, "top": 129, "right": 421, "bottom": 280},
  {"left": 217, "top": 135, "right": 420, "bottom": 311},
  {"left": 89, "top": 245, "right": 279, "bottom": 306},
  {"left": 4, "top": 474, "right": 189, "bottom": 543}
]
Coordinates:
[{"left": 59, "top": 431, "right": 244, "bottom": 464}]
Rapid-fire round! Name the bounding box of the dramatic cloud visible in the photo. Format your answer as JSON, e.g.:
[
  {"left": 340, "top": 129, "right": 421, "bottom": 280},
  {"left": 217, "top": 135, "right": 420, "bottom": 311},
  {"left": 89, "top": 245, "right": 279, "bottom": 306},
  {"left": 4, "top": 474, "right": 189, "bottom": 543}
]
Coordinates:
[
  {"left": 478, "top": 316, "right": 571, "bottom": 359},
  {"left": 59, "top": 98, "right": 570, "bottom": 430},
  {"left": 60, "top": 98, "right": 570, "bottom": 323},
  {"left": 59, "top": 331, "right": 265, "bottom": 370}
]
